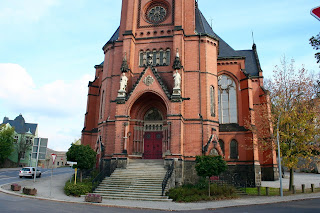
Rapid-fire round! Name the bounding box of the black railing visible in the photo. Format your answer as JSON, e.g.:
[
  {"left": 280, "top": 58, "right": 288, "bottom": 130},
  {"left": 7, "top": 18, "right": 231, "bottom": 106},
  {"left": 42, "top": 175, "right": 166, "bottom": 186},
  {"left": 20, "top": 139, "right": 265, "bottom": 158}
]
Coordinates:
[
  {"left": 91, "top": 167, "right": 109, "bottom": 192},
  {"left": 161, "top": 161, "right": 174, "bottom": 196}
]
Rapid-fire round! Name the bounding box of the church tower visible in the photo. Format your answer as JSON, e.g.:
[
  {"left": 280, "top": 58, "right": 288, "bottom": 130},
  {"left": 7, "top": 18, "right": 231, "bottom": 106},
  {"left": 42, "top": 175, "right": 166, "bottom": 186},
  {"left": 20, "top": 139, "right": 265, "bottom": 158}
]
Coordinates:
[{"left": 82, "top": 0, "right": 278, "bottom": 187}]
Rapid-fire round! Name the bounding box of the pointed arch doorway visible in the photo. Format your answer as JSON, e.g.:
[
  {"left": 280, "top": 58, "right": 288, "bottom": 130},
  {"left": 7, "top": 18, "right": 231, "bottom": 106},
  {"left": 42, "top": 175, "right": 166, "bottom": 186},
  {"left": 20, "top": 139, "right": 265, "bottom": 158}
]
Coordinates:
[{"left": 129, "top": 92, "right": 170, "bottom": 159}]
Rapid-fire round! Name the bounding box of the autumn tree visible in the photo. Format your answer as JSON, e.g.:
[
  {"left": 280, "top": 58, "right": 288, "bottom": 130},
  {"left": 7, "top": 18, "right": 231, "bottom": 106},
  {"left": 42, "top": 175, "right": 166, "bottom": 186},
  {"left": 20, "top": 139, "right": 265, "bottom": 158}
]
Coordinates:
[
  {"left": 0, "top": 125, "right": 14, "bottom": 164},
  {"left": 268, "top": 58, "right": 320, "bottom": 190},
  {"left": 16, "top": 134, "right": 33, "bottom": 166}
]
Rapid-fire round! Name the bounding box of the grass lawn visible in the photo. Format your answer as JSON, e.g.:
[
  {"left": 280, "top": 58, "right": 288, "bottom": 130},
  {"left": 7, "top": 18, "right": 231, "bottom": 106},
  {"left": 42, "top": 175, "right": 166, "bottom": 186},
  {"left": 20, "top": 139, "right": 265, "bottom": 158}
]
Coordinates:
[{"left": 242, "top": 186, "right": 320, "bottom": 196}]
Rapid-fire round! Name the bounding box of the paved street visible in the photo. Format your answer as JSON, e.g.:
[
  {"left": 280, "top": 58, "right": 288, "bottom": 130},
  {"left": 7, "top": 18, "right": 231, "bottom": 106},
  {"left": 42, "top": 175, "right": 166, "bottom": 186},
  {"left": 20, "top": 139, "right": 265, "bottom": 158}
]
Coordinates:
[
  {"left": 1, "top": 190, "right": 320, "bottom": 213},
  {"left": 0, "top": 167, "right": 73, "bottom": 186},
  {"left": 1, "top": 168, "right": 320, "bottom": 212}
]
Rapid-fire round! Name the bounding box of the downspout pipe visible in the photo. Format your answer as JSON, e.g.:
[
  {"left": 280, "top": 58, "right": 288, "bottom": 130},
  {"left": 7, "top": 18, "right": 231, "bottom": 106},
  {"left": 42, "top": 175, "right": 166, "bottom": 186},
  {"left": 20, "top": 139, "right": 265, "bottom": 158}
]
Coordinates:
[{"left": 199, "top": 33, "right": 204, "bottom": 155}]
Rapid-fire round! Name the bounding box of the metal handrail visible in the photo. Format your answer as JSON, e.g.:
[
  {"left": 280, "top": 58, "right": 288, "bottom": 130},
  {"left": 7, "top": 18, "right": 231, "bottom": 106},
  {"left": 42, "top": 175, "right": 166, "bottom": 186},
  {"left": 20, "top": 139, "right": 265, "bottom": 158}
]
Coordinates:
[
  {"left": 91, "top": 168, "right": 108, "bottom": 192},
  {"left": 161, "top": 161, "right": 174, "bottom": 196}
]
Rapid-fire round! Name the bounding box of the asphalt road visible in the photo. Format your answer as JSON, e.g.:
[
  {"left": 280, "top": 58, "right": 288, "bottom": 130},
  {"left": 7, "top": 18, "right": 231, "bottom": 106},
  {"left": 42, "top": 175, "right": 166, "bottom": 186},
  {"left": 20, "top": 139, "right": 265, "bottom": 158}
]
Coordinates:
[
  {"left": 0, "top": 167, "right": 73, "bottom": 185},
  {"left": 1, "top": 168, "right": 320, "bottom": 212},
  {"left": 0, "top": 191, "right": 319, "bottom": 213}
]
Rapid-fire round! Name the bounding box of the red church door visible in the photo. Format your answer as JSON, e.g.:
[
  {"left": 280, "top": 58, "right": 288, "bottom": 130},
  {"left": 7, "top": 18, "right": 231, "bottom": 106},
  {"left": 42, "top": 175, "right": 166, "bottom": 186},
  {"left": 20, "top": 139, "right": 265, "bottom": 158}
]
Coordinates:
[{"left": 144, "top": 132, "right": 163, "bottom": 159}]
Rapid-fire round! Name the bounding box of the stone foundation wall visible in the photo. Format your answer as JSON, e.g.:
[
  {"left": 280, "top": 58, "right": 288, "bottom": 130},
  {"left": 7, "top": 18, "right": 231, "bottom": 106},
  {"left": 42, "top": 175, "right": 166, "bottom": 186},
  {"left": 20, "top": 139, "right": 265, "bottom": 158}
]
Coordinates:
[{"left": 261, "top": 165, "right": 279, "bottom": 181}]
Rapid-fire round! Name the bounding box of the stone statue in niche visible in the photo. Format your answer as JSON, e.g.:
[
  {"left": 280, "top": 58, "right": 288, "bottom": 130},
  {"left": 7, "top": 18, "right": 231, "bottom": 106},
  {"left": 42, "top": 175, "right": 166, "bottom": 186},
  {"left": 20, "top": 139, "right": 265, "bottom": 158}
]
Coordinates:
[
  {"left": 173, "top": 70, "right": 181, "bottom": 89},
  {"left": 119, "top": 73, "right": 128, "bottom": 92}
]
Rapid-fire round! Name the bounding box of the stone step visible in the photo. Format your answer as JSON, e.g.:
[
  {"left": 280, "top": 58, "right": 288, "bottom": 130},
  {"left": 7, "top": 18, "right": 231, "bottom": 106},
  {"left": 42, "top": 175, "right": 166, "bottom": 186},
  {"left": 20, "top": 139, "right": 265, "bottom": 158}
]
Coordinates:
[
  {"left": 96, "top": 192, "right": 169, "bottom": 200},
  {"left": 100, "top": 195, "right": 172, "bottom": 202}
]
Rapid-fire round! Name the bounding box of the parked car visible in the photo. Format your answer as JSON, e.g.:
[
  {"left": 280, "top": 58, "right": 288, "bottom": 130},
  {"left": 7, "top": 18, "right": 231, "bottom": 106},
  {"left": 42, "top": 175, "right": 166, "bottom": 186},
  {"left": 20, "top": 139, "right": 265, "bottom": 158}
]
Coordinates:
[{"left": 19, "top": 167, "right": 41, "bottom": 178}]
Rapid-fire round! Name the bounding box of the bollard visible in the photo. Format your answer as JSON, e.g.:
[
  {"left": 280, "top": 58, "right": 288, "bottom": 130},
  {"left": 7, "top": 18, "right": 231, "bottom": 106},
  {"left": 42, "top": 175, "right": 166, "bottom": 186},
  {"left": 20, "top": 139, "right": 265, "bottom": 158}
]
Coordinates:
[
  {"left": 266, "top": 187, "right": 269, "bottom": 196},
  {"left": 311, "top": 184, "right": 315, "bottom": 193},
  {"left": 302, "top": 184, "right": 305, "bottom": 193},
  {"left": 292, "top": 185, "right": 296, "bottom": 194},
  {"left": 257, "top": 186, "right": 261, "bottom": 196}
]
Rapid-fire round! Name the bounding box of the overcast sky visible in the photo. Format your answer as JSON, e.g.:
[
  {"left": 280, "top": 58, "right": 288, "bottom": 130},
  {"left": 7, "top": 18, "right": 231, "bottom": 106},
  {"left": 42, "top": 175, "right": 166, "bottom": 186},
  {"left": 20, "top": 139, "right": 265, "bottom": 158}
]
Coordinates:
[{"left": 0, "top": 0, "right": 319, "bottom": 151}]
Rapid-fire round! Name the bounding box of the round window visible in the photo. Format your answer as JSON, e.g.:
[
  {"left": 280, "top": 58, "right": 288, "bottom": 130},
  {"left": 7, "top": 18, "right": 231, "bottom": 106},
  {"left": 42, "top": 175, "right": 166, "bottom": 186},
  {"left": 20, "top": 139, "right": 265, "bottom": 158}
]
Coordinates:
[{"left": 147, "top": 6, "right": 167, "bottom": 24}]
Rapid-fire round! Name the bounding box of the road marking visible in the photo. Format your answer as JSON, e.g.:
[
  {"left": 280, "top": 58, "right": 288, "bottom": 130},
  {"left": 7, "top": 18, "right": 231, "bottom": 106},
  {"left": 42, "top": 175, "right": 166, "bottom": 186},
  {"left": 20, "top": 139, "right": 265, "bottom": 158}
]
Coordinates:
[{"left": 0, "top": 176, "right": 9, "bottom": 179}]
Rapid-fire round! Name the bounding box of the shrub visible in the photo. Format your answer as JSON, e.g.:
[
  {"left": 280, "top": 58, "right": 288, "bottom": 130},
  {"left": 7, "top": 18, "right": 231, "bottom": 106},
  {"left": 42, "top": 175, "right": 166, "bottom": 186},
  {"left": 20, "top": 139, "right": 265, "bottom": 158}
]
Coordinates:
[
  {"left": 64, "top": 182, "right": 92, "bottom": 197},
  {"left": 167, "top": 182, "right": 238, "bottom": 202}
]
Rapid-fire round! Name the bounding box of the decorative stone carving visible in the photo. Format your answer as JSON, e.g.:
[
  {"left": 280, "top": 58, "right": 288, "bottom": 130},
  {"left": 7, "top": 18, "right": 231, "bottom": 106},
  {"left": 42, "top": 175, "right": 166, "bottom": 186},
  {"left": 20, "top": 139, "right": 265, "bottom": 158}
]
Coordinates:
[
  {"left": 120, "top": 53, "right": 130, "bottom": 73},
  {"left": 119, "top": 73, "right": 128, "bottom": 92},
  {"left": 172, "top": 48, "right": 183, "bottom": 70},
  {"left": 173, "top": 70, "right": 181, "bottom": 90},
  {"left": 143, "top": 75, "right": 154, "bottom": 86}
]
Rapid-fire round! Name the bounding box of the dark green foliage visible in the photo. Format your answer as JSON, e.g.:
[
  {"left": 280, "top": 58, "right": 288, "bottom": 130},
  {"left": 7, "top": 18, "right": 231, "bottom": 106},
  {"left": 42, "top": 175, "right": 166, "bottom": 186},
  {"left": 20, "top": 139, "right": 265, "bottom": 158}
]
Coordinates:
[
  {"left": 0, "top": 125, "right": 14, "bottom": 164},
  {"left": 64, "top": 181, "right": 92, "bottom": 197},
  {"left": 66, "top": 144, "right": 96, "bottom": 170},
  {"left": 167, "top": 183, "right": 238, "bottom": 202},
  {"left": 310, "top": 33, "right": 320, "bottom": 64},
  {"left": 195, "top": 155, "right": 227, "bottom": 178}
]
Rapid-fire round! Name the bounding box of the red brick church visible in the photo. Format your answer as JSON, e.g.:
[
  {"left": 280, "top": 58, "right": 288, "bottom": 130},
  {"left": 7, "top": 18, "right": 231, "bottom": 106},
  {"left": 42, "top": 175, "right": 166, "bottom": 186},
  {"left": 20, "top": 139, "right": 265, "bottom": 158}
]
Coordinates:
[{"left": 82, "top": 0, "right": 278, "bottom": 186}]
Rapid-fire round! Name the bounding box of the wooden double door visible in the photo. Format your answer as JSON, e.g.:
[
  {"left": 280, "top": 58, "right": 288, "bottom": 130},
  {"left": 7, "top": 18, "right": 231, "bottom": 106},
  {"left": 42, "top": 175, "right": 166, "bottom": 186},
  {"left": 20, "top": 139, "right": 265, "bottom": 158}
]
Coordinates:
[{"left": 144, "top": 132, "right": 163, "bottom": 159}]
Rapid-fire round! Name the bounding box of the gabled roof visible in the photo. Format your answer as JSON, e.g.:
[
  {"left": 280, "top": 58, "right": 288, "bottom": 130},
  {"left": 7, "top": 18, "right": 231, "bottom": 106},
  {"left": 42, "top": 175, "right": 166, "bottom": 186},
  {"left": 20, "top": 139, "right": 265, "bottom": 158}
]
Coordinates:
[
  {"left": 126, "top": 66, "right": 171, "bottom": 101},
  {"left": 236, "top": 49, "right": 260, "bottom": 77},
  {"left": 1, "top": 114, "right": 38, "bottom": 135}
]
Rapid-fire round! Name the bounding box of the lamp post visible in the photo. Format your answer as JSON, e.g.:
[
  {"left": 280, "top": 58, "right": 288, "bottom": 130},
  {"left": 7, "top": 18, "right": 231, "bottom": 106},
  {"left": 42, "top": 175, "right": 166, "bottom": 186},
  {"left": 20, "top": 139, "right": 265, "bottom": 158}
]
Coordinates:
[{"left": 276, "top": 92, "right": 303, "bottom": 197}]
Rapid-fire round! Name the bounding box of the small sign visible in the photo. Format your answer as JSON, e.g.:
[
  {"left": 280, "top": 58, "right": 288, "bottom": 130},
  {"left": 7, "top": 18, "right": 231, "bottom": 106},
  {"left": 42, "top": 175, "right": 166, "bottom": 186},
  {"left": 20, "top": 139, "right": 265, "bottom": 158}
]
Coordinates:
[
  {"left": 67, "top": 161, "right": 77, "bottom": 166},
  {"left": 32, "top": 138, "right": 48, "bottom": 160},
  {"left": 52, "top": 154, "right": 57, "bottom": 164},
  {"left": 311, "top": 6, "right": 320, "bottom": 21}
]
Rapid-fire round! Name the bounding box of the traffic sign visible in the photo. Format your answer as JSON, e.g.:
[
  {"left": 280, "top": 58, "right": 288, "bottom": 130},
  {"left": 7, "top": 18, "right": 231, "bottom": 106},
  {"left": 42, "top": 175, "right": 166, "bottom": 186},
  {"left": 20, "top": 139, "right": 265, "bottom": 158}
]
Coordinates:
[
  {"left": 311, "top": 6, "right": 320, "bottom": 21},
  {"left": 51, "top": 154, "right": 57, "bottom": 164}
]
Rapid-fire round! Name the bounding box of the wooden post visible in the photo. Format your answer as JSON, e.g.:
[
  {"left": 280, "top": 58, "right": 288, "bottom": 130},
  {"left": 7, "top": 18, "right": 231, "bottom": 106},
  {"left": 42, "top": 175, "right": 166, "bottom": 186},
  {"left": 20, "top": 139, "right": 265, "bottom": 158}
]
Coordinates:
[
  {"left": 292, "top": 185, "right": 296, "bottom": 194},
  {"left": 302, "top": 184, "right": 305, "bottom": 193},
  {"left": 257, "top": 186, "right": 261, "bottom": 196},
  {"left": 311, "top": 184, "right": 315, "bottom": 193},
  {"left": 266, "top": 187, "right": 269, "bottom": 196}
]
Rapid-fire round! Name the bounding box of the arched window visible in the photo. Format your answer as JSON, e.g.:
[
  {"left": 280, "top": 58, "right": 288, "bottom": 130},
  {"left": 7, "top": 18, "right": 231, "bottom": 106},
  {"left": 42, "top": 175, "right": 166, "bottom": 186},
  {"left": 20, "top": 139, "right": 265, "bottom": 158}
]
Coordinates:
[
  {"left": 100, "top": 90, "right": 105, "bottom": 119},
  {"left": 218, "top": 75, "right": 238, "bottom": 124},
  {"left": 166, "top": 49, "right": 171, "bottom": 65},
  {"left": 210, "top": 86, "right": 215, "bottom": 117},
  {"left": 219, "top": 139, "right": 224, "bottom": 155},
  {"left": 230, "top": 139, "right": 238, "bottom": 159}
]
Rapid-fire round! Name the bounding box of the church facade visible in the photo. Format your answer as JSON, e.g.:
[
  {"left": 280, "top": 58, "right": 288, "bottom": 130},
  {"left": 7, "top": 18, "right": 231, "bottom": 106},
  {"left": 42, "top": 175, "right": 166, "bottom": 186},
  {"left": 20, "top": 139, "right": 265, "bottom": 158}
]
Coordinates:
[{"left": 82, "top": 0, "right": 278, "bottom": 186}]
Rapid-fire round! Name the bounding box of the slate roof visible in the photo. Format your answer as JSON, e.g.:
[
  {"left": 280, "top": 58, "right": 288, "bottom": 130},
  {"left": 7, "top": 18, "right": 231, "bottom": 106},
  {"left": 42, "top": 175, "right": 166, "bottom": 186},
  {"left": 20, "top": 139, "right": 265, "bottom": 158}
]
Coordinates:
[
  {"left": 195, "top": 6, "right": 261, "bottom": 76},
  {"left": 1, "top": 114, "right": 38, "bottom": 135},
  {"left": 236, "top": 49, "right": 261, "bottom": 76}
]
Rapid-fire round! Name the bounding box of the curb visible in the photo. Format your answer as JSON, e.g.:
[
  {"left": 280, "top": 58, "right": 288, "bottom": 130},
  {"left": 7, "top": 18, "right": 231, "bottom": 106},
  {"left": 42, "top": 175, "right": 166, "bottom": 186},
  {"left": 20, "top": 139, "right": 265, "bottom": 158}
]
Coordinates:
[{"left": 2, "top": 183, "right": 320, "bottom": 211}]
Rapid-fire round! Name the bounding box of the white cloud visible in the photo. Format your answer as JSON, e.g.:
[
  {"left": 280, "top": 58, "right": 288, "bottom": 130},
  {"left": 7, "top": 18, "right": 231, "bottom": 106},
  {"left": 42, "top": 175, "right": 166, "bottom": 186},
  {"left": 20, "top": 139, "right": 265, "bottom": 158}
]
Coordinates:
[
  {"left": 0, "top": 63, "right": 92, "bottom": 151},
  {"left": 0, "top": 0, "right": 60, "bottom": 23}
]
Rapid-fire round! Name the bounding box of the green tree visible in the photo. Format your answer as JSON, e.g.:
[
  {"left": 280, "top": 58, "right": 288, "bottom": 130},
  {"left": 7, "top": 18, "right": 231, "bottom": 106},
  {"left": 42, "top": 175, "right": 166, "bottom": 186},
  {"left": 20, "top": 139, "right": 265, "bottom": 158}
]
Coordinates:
[
  {"left": 268, "top": 58, "right": 320, "bottom": 190},
  {"left": 0, "top": 125, "right": 14, "bottom": 164},
  {"left": 66, "top": 144, "right": 96, "bottom": 182},
  {"left": 195, "top": 155, "right": 227, "bottom": 196},
  {"left": 310, "top": 33, "right": 320, "bottom": 64}
]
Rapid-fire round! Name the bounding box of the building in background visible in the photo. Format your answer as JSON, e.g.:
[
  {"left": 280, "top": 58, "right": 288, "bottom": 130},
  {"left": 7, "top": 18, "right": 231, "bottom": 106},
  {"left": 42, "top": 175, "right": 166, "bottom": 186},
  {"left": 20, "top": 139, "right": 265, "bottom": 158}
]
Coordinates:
[
  {"left": 1, "top": 114, "right": 38, "bottom": 167},
  {"left": 81, "top": 0, "right": 278, "bottom": 187},
  {"left": 43, "top": 148, "right": 67, "bottom": 169}
]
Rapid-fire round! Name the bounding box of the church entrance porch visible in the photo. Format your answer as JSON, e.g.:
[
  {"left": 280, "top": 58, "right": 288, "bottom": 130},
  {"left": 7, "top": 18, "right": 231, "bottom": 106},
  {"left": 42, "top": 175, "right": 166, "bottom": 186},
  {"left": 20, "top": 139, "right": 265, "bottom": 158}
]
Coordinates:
[{"left": 128, "top": 92, "right": 170, "bottom": 160}]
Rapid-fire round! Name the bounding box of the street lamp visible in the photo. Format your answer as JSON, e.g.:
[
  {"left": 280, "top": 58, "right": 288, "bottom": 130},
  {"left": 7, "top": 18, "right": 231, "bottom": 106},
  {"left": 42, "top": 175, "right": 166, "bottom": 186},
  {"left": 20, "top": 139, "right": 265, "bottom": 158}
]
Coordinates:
[{"left": 276, "top": 92, "right": 303, "bottom": 197}]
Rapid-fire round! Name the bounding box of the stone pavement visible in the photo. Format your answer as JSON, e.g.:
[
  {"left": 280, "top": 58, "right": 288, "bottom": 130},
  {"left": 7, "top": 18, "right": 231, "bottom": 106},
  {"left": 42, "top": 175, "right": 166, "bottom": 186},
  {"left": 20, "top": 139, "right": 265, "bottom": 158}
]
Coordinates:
[{"left": 1, "top": 171, "right": 320, "bottom": 211}]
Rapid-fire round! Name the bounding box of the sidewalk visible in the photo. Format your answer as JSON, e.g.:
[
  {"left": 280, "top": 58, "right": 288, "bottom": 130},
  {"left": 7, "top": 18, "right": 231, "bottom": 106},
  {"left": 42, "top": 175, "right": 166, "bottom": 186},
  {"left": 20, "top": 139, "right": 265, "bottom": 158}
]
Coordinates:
[{"left": 1, "top": 172, "right": 320, "bottom": 211}]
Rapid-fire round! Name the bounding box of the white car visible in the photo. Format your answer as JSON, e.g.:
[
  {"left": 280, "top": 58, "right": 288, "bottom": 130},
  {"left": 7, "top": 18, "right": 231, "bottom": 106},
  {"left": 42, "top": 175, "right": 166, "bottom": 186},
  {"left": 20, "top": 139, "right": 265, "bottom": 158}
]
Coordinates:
[{"left": 19, "top": 167, "right": 41, "bottom": 178}]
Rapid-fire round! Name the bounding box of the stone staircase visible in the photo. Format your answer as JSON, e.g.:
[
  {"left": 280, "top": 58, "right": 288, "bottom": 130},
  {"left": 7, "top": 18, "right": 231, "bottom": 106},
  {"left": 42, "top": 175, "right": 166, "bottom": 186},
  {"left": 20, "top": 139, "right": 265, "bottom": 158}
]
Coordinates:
[{"left": 94, "top": 159, "right": 172, "bottom": 201}]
